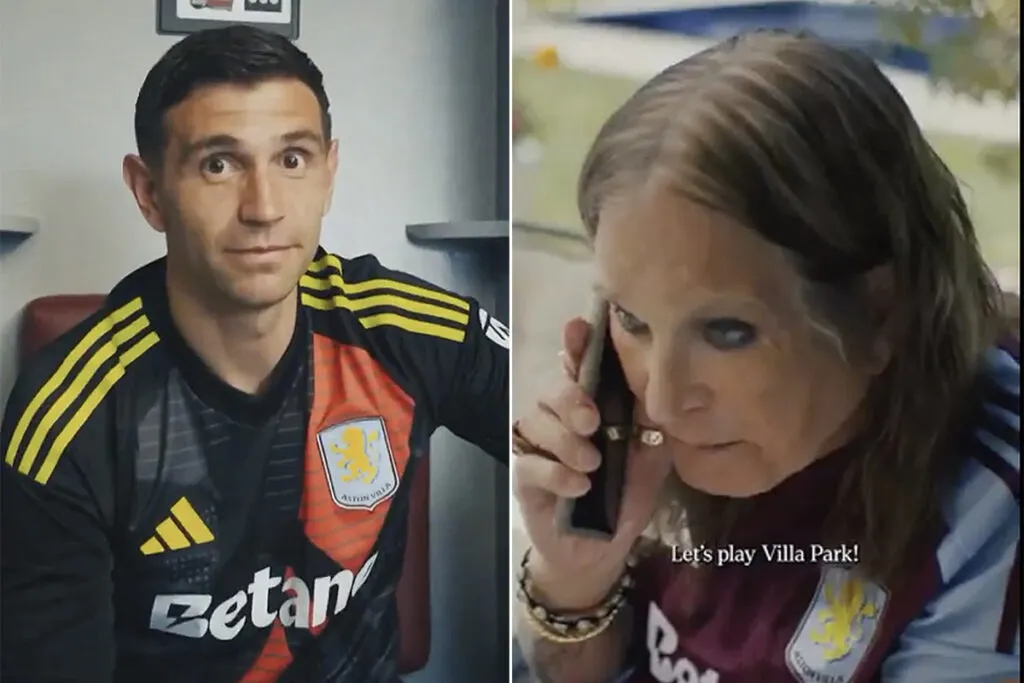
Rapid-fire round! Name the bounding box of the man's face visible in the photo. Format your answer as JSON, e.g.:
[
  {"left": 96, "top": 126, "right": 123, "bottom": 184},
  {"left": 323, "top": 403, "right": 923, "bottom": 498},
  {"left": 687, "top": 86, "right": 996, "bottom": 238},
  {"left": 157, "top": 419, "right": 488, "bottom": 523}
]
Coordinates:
[{"left": 134, "top": 78, "right": 337, "bottom": 311}]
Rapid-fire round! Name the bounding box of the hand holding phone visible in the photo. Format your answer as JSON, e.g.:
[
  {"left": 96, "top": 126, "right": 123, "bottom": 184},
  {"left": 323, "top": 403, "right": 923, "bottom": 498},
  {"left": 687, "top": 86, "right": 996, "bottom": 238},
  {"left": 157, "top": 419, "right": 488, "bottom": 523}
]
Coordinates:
[
  {"left": 555, "top": 298, "right": 633, "bottom": 540},
  {"left": 511, "top": 308, "right": 672, "bottom": 603}
]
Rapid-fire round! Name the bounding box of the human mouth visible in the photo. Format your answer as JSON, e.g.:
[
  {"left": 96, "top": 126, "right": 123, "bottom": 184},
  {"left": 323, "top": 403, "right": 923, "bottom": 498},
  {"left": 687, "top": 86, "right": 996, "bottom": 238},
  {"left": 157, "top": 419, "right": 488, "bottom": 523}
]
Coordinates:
[
  {"left": 226, "top": 246, "right": 294, "bottom": 259},
  {"left": 690, "top": 441, "right": 742, "bottom": 453},
  {"left": 671, "top": 436, "right": 743, "bottom": 453},
  {"left": 227, "top": 246, "right": 293, "bottom": 254},
  {"left": 225, "top": 245, "right": 296, "bottom": 267}
]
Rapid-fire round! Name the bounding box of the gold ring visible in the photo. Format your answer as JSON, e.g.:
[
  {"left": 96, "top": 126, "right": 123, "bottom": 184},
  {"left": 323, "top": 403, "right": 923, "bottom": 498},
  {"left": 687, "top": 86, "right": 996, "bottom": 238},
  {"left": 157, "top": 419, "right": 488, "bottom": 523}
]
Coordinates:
[
  {"left": 512, "top": 420, "right": 560, "bottom": 460},
  {"left": 511, "top": 420, "right": 536, "bottom": 456},
  {"left": 603, "top": 425, "right": 629, "bottom": 442},
  {"left": 638, "top": 428, "right": 664, "bottom": 447},
  {"left": 602, "top": 424, "right": 664, "bottom": 446}
]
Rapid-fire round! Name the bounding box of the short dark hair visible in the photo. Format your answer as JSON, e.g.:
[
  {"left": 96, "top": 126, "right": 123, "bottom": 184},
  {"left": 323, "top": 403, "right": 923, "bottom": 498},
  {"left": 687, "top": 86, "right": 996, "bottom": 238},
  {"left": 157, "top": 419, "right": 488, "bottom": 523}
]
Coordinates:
[{"left": 134, "top": 25, "right": 331, "bottom": 167}]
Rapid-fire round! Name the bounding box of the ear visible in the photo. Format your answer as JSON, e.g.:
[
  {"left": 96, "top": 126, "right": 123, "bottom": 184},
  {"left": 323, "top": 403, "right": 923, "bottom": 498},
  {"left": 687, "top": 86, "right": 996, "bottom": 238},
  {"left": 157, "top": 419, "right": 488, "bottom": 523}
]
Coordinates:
[
  {"left": 122, "top": 154, "right": 167, "bottom": 233},
  {"left": 862, "top": 264, "right": 895, "bottom": 374},
  {"left": 321, "top": 139, "right": 339, "bottom": 216}
]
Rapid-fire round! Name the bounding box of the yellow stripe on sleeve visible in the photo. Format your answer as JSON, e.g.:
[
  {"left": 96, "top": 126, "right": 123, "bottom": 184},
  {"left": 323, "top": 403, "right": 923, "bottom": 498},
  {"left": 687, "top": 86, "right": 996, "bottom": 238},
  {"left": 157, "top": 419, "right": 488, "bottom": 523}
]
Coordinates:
[
  {"left": 4, "top": 299, "right": 144, "bottom": 470},
  {"left": 34, "top": 330, "right": 158, "bottom": 484},
  {"left": 300, "top": 275, "right": 469, "bottom": 325},
  {"left": 307, "top": 252, "right": 469, "bottom": 310},
  {"left": 300, "top": 294, "right": 467, "bottom": 342},
  {"left": 301, "top": 253, "right": 471, "bottom": 341}
]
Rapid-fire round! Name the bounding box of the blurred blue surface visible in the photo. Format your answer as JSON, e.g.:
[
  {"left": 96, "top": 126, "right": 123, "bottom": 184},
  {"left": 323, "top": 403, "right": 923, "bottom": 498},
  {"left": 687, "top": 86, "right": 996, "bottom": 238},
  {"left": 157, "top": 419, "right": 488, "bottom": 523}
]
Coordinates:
[{"left": 577, "top": 2, "right": 972, "bottom": 73}]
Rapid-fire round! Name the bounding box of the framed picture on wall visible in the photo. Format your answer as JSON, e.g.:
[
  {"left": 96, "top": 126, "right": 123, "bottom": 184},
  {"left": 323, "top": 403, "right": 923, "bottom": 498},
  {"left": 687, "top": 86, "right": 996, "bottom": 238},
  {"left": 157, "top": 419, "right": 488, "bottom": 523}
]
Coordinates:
[{"left": 157, "top": 0, "right": 300, "bottom": 40}]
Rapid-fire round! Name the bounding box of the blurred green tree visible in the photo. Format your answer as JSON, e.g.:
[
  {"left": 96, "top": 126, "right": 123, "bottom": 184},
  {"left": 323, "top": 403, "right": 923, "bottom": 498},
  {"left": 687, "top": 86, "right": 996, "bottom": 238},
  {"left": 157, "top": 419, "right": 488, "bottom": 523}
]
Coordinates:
[
  {"left": 887, "top": 0, "right": 1019, "bottom": 102},
  {"left": 886, "top": 0, "right": 1019, "bottom": 180}
]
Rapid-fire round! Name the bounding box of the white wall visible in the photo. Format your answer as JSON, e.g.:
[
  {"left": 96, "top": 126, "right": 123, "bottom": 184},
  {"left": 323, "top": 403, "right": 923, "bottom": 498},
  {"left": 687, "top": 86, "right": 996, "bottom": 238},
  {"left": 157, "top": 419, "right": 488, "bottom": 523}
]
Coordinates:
[{"left": 0, "top": 1, "right": 503, "bottom": 680}]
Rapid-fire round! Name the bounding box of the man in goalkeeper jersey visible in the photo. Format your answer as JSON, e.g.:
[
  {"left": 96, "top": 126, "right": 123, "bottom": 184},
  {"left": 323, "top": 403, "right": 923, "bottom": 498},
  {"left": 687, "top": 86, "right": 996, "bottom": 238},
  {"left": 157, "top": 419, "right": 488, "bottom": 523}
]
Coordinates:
[{"left": 2, "top": 25, "right": 508, "bottom": 683}]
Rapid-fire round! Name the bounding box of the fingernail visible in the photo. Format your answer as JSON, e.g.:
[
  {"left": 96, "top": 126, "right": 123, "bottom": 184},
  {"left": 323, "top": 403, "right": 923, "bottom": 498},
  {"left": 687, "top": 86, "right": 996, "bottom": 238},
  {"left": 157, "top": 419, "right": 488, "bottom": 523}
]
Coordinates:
[
  {"left": 579, "top": 449, "right": 601, "bottom": 472},
  {"left": 573, "top": 477, "right": 591, "bottom": 496},
  {"left": 557, "top": 351, "right": 573, "bottom": 378},
  {"left": 571, "top": 407, "right": 596, "bottom": 434}
]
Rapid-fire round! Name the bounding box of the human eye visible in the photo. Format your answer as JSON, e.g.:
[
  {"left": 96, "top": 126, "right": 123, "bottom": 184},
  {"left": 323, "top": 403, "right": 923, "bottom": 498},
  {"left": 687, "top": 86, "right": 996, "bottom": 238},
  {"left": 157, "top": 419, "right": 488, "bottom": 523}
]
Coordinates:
[
  {"left": 199, "top": 154, "right": 239, "bottom": 178},
  {"left": 611, "top": 303, "right": 648, "bottom": 335},
  {"left": 701, "top": 318, "right": 758, "bottom": 350},
  {"left": 280, "top": 148, "right": 312, "bottom": 173}
]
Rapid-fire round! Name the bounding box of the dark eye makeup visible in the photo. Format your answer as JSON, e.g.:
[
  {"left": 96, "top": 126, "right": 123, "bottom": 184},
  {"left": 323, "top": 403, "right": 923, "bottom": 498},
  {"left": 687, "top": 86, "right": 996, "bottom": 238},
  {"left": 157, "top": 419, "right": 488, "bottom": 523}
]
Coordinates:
[
  {"left": 610, "top": 303, "right": 648, "bottom": 334},
  {"left": 701, "top": 318, "right": 758, "bottom": 350},
  {"left": 611, "top": 303, "right": 758, "bottom": 351}
]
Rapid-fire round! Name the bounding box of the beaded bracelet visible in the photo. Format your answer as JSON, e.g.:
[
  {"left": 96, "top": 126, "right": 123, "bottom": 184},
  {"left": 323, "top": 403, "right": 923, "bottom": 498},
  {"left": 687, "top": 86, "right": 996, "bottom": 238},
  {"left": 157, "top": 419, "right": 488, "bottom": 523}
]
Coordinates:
[{"left": 515, "top": 547, "right": 636, "bottom": 644}]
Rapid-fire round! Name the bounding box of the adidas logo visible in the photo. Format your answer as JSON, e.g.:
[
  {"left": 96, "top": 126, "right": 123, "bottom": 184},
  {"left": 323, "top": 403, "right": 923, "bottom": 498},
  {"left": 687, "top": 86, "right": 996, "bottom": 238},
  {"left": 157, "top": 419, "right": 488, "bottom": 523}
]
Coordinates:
[{"left": 140, "top": 497, "right": 214, "bottom": 555}]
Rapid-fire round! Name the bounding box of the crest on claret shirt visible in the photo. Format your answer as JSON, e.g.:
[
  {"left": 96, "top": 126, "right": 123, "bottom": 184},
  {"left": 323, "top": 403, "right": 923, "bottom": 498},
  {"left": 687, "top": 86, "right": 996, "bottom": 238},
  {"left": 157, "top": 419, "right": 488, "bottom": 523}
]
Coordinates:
[{"left": 785, "top": 566, "right": 889, "bottom": 683}]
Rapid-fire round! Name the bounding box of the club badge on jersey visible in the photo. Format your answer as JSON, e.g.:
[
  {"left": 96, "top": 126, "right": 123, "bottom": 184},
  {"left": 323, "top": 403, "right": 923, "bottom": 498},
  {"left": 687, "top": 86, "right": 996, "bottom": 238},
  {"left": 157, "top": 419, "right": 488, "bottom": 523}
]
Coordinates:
[
  {"left": 785, "top": 566, "right": 890, "bottom": 683},
  {"left": 315, "top": 417, "right": 400, "bottom": 511}
]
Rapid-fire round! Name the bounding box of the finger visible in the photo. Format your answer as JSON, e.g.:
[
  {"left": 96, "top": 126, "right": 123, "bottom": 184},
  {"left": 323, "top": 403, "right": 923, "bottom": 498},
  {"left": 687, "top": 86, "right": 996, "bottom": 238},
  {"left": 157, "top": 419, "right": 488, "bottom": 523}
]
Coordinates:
[
  {"left": 513, "top": 452, "right": 592, "bottom": 500},
  {"left": 561, "top": 317, "right": 591, "bottom": 371},
  {"left": 515, "top": 406, "right": 600, "bottom": 472},
  {"left": 616, "top": 403, "right": 674, "bottom": 534},
  {"left": 557, "top": 350, "right": 576, "bottom": 381},
  {"left": 537, "top": 378, "right": 600, "bottom": 439}
]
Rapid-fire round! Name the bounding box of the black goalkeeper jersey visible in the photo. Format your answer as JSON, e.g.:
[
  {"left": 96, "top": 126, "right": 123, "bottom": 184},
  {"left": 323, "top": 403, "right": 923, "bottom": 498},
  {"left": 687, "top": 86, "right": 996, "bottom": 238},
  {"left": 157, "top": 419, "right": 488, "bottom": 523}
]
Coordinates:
[{"left": 1, "top": 247, "right": 508, "bottom": 683}]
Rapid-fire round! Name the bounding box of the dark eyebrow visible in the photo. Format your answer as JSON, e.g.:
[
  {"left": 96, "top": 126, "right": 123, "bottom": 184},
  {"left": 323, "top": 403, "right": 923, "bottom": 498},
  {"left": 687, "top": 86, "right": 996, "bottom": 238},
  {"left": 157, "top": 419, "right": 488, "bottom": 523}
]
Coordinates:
[
  {"left": 279, "top": 129, "right": 324, "bottom": 150},
  {"left": 178, "top": 129, "right": 325, "bottom": 164},
  {"left": 179, "top": 134, "right": 241, "bottom": 163}
]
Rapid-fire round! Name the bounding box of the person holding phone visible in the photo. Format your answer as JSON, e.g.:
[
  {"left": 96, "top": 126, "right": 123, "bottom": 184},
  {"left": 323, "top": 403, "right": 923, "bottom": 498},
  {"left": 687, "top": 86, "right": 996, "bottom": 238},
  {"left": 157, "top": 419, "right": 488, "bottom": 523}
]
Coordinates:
[{"left": 511, "top": 30, "right": 1020, "bottom": 683}]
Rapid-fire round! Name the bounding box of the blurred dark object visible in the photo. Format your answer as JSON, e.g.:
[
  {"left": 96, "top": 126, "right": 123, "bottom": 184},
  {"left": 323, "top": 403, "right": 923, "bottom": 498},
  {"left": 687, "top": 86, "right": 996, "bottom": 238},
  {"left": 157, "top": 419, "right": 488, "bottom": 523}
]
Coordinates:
[{"left": 1000, "top": 290, "right": 1020, "bottom": 338}]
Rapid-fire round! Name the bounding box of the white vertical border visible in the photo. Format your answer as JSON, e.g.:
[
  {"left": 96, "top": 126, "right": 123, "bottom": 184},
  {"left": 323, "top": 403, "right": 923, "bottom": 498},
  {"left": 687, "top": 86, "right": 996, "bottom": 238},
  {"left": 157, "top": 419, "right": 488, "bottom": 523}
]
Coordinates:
[{"left": 506, "top": 1, "right": 517, "bottom": 681}]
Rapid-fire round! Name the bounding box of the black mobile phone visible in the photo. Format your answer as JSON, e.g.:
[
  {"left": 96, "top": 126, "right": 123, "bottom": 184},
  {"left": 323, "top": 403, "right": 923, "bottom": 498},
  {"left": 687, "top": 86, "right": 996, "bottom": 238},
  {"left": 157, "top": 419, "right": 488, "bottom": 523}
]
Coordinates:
[{"left": 555, "top": 298, "right": 632, "bottom": 541}]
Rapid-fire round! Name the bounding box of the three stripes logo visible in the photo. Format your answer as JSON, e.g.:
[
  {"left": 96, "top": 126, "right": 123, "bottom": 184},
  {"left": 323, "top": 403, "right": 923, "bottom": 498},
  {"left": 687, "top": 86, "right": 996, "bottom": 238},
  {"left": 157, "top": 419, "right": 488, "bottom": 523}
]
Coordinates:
[
  {"left": 478, "top": 308, "right": 510, "bottom": 349},
  {"left": 299, "top": 253, "right": 471, "bottom": 343},
  {"left": 3, "top": 297, "right": 159, "bottom": 486},
  {"left": 140, "top": 497, "right": 215, "bottom": 555}
]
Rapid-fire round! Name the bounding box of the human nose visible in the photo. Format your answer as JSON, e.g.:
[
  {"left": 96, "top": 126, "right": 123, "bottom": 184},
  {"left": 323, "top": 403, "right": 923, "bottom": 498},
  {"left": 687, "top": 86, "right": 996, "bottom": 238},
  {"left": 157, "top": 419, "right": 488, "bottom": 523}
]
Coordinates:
[
  {"left": 641, "top": 342, "right": 707, "bottom": 426},
  {"left": 238, "top": 165, "right": 284, "bottom": 226}
]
